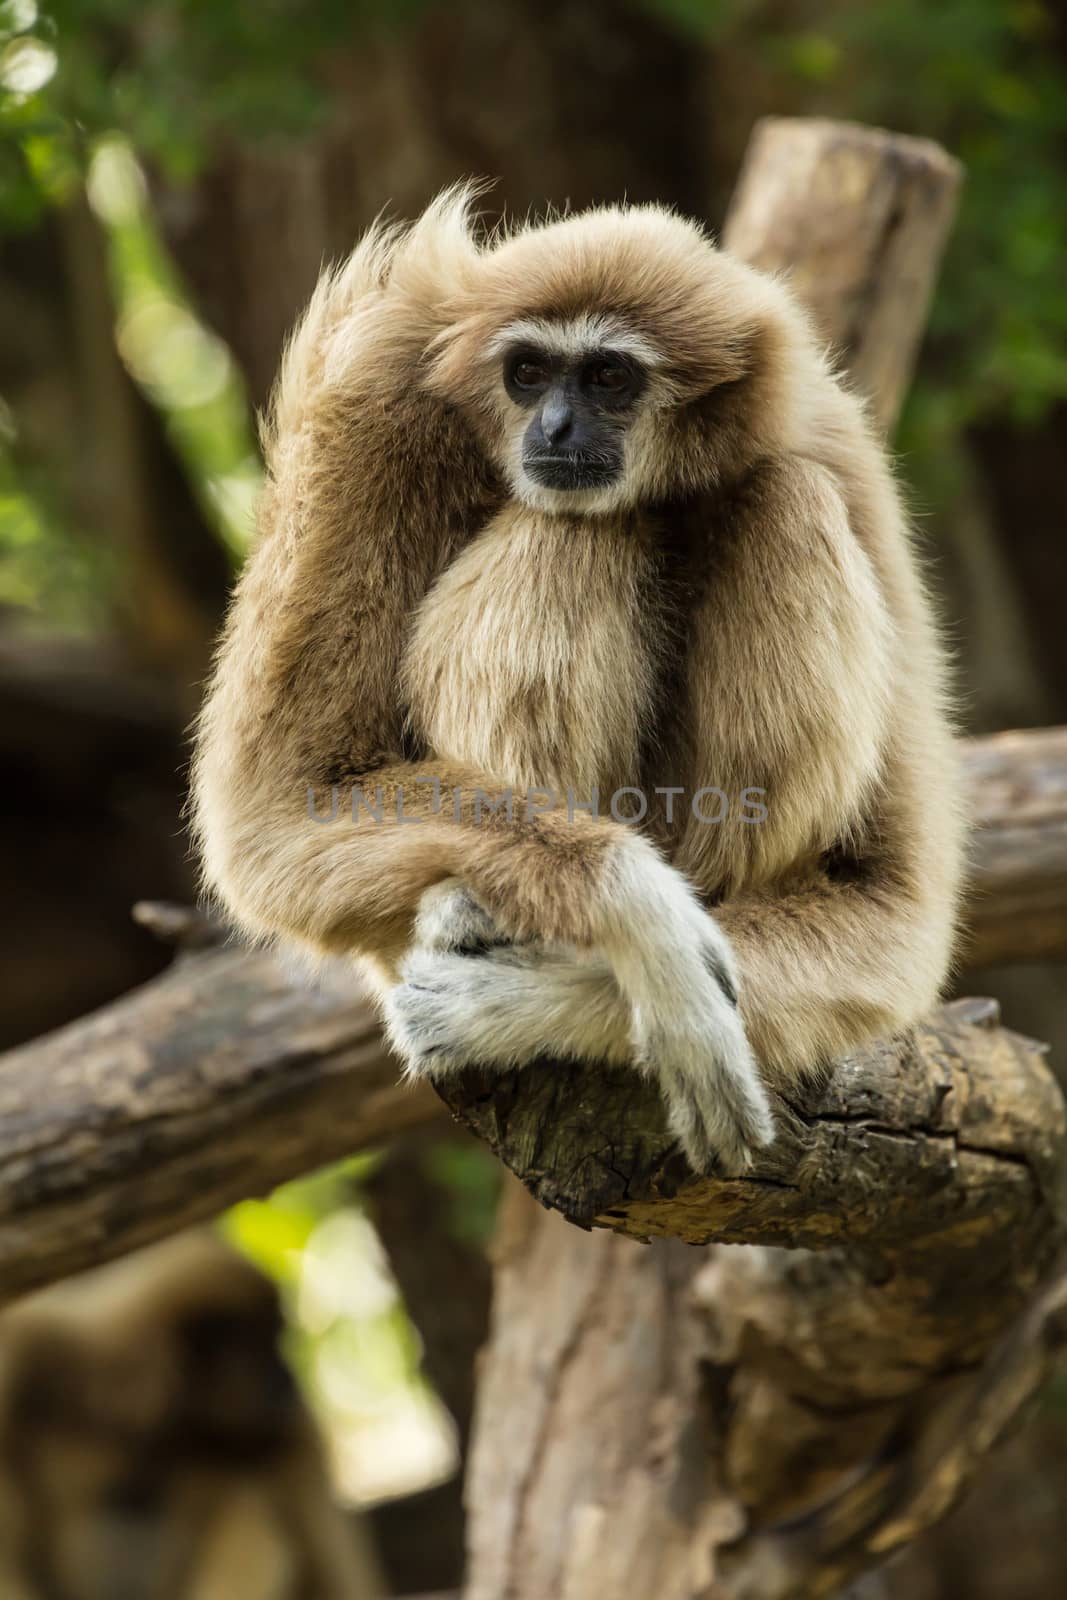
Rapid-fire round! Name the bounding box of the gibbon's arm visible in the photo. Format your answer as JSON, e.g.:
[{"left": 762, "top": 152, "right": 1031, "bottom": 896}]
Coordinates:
[
  {"left": 702, "top": 457, "right": 965, "bottom": 1080},
  {"left": 192, "top": 220, "right": 633, "bottom": 966},
  {"left": 191, "top": 211, "right": 775, "bottom": 1170},
  {"left": 712, "top": 798, "right": 960, "bottom": 1082}
]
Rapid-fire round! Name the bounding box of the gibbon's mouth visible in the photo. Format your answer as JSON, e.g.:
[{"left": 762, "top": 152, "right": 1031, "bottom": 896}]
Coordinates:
[{"left": 524, "top": 452, "right": 622, "bottom": 491}]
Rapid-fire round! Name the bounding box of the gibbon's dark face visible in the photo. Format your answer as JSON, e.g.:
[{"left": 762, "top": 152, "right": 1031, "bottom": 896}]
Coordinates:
[{"left": 503, "top": 344, "right": 648, "bottom": 492}]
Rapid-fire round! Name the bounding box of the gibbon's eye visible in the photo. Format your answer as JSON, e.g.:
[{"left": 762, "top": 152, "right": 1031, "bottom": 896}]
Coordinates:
[
  {"left": 510, "top": 359, "right": 550, "bottom": 391},
  {"left": 587, "top": 361, "right": 634, "bottom": 397}
]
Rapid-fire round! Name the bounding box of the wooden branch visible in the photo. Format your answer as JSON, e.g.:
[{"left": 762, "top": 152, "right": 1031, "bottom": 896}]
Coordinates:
[
  {"left": 724, "top": 116, "right": 963, "bottom": 432},
  {"left": 0, "top": 945, "right": 440, "bottom": 1304},
  {"left": 446, "top": 1003, "right": 1067, "bottom": 1599},
  {"left": 439, "top": 997, "right": 1067, "bottom": 1241},
  {"left": 0, "top": 709, "right": 1060, "bottom": 1307}
]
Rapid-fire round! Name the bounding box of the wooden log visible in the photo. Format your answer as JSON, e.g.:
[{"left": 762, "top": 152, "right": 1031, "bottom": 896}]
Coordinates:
[
  {"left": 724, "top": 117, "right": 963, "bottom": 432},
  {"left": 0, "top": 707, "right": 1061, "bottom": 1308},
  {"left": 0, "top": 944, "right": 439, "bottom": 1303},
  {"left": 963, "top": 725, "right": 1067, "bottom": 966}
]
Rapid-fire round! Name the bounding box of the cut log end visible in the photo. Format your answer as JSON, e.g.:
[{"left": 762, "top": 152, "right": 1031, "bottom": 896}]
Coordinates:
[{"left": 724, "top": 116, "right": 963, "bottom": 433}]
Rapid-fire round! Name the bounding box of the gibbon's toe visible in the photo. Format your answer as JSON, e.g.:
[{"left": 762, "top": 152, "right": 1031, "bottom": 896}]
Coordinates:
[
  {"left": 382, "top": 968, "right": 466, "bottom": 1079},
  {"left": 413, "top": 878, "right": 505, "bottom": 955}
]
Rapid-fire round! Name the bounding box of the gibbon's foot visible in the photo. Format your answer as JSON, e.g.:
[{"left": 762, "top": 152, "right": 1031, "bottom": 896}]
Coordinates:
[
  {"left": 413, "top": 878, "right": 508, "bottom": 955},
  {"left": 383, "top": 933, "right": 775, "bottom": 1174},
  {"left": 382, "top": 943, "right": 631, "bottom": 1080}
]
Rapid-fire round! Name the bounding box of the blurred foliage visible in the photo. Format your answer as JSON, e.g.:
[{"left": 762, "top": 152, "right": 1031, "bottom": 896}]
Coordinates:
[
  {"left": 641, "top": 0, "right": 1067, "bottom": 434},
  {"left": 224, "top": 1153, "right": 462, "bottom": 1505},
  {"left": 0, "top": 127, "right": 258, "bottom": 624},
  {"left": 0, "top": 446, "right": 118, "bottom": 628},
  {"left": 423, "top": 1137, "right": 502, "bottom": 1249},
  {"left": 0, "top": 0, "right": 428, "bottom": 210},
  {"left": 1, "top": 0, "right": 1063, "bottom": 435},
  {"left": 90, "top": 135, "right": 261, "bottom": 558}
]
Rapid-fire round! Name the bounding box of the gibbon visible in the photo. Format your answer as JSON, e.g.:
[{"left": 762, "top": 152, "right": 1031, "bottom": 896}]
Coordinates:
[
  {"left": 192, "top": 188, "right": 964, "bottom": 1172},
  {"left": 0, "top": 1234, "right": 378, "bottom": 1599}
]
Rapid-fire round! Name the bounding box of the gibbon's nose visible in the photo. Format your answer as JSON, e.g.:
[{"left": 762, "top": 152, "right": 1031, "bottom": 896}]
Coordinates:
[{"left": 540, "top": 396, "right": 574, "bottom": 447}]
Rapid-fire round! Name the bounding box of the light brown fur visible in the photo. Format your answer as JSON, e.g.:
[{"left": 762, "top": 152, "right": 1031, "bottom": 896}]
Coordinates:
[{"left": 191, "top": 187, "right": 964, "bottom": 1168}]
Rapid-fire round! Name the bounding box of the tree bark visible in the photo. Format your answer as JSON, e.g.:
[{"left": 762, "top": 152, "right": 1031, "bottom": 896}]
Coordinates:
[
  {"left": 463, "top": 1165, "right": 1067, "bottom": 1600},
  {"left": 0, "top": 941, "right": 439, "bottom": 1305},
  {"left": 963, "top": 724, "right": 1067, "bottom": 966},
  {"left": 446, "top": 1006, "right": 1067, "bottom": 1597},
  {"left": 441, "top": 998, "right": 1067, "bottom": 1244}
]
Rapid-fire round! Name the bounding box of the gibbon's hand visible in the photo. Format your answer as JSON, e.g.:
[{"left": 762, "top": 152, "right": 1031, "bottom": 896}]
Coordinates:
[
  {"left": 384, "top": 866, "right": 776, "bottom": 1174},
  {"left": 630, "top": 916, "right": 777, "bottom": 1175}
]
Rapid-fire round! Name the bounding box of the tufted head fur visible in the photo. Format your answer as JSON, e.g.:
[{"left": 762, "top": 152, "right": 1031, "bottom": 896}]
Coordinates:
[{"left": 406, "top": 194, "right": 809, "bottom": 511}]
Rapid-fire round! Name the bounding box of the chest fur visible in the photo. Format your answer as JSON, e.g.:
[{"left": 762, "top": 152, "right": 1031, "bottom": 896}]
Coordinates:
[{"left": 402, "top": 507, "right": 663, "bottom": 794}]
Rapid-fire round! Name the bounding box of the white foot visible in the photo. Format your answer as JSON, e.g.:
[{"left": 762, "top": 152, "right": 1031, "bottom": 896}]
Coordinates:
[{"left": 383, "top": 943, "right": 630, "bottom": 1080}]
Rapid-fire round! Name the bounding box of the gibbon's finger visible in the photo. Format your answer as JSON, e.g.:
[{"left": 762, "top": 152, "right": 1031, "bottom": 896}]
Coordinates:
[
  {"left": 657, "top": 1040, "right": 777, "bottom": 1175},
  {"left": 632, "top": 948, "right": 776, "bottom": 1175}
]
